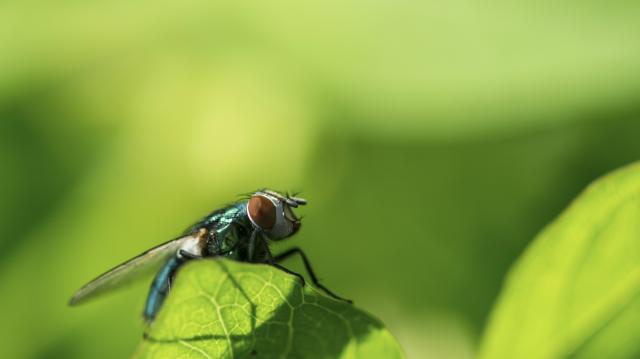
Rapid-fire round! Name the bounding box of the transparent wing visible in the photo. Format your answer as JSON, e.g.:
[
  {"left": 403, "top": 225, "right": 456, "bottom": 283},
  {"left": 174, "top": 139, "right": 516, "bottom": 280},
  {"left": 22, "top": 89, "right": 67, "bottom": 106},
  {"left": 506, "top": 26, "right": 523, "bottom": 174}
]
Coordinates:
[{"left": 68, "top": 236, "right": 190, "bottom": 306}]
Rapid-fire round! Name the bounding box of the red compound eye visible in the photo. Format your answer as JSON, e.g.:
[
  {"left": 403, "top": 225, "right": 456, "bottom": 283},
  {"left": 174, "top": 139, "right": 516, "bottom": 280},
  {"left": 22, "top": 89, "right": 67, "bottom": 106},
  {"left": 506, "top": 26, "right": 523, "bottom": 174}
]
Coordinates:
[{"left": 248, "top": 195, "right": 276, "bottom": 230}]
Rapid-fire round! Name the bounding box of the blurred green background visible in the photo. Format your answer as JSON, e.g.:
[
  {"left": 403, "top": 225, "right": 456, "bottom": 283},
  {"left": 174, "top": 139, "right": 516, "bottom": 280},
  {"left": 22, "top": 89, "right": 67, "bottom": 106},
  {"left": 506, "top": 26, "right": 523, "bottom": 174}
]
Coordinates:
[{"left": 2, "top": 1, "right": 640, "bottom": 358}]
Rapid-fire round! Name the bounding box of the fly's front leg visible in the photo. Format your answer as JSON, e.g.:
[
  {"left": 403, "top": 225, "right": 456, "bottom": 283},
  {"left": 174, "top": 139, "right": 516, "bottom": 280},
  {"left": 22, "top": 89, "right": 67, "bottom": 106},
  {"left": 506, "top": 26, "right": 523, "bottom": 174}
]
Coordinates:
[
  {"left": 274, "top": 247, "right": 352, "bottom": 304},
  {"left": 271, "top": 262, "right": 306, "bottom": 286},
  {"left": 263, "top": 243, "right": 306, "bottom": 286}
]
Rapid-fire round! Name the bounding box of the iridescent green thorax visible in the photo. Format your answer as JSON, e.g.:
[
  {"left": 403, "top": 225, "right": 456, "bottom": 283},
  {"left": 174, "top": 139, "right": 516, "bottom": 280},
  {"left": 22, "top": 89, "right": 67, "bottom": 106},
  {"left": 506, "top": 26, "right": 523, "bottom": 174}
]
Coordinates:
[
  {"left": 183, "top": 201, "right": 248, "bottom": 234},
  {"left": 183, "top": 201, "right": 269, "bottom": 263}
]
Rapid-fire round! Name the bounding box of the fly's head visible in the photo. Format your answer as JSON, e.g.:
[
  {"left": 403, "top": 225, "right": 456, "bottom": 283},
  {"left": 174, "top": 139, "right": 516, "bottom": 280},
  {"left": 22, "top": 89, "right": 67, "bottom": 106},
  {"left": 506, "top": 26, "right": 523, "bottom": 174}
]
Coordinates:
[{"left": 246, "top": 189, "right": 306, "bottom": 240}]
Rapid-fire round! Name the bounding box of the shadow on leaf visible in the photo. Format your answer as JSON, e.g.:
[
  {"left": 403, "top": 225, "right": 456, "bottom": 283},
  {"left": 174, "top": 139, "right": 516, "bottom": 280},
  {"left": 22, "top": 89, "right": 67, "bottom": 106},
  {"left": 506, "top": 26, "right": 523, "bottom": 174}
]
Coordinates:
[{"left": 135, "top": 259, "right": 401, "bottom": 359}]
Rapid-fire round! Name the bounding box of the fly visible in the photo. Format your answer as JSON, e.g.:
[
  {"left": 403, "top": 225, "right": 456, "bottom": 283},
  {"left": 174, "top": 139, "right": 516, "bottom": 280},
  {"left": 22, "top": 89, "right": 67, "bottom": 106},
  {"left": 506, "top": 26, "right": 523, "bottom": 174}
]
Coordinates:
[{"left": 69, "top": 189, "right": 351, "bottom": 322}]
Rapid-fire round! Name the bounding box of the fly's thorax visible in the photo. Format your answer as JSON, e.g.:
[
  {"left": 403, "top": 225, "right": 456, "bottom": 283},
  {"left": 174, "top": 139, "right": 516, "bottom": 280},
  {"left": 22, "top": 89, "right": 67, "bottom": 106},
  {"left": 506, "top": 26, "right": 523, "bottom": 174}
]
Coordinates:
[
  {"left": 183, "top": 202, "right": 243, "bottom": 235},
  {"left": 203, "top": 214, "right": 252, "bottom": 257}
]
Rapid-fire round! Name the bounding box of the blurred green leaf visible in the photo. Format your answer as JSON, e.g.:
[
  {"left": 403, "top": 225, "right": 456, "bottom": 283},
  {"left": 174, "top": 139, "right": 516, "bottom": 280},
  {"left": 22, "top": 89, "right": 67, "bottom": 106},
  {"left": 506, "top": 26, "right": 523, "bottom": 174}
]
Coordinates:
[
  {"left": 479, "top": 162, "right": 640, "bottom": 358},
  {"left": 134, "top": 260, "right": 403, "bottom": 359}
]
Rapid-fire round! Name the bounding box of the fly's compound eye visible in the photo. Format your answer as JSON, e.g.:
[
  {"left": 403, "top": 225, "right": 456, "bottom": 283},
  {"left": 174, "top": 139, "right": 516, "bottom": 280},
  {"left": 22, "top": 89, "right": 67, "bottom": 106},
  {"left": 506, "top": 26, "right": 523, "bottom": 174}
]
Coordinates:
[{"left": 247, "top": 195, "right": 276, "bottom": 230}]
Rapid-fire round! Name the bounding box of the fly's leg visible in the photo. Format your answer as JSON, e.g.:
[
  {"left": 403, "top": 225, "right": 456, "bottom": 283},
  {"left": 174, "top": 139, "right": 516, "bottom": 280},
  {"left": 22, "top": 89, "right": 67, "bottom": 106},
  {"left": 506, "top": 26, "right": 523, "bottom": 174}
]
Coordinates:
[
  {"left": 274, "top": 247, "right": 353, "bottom": 304},
  {"left": 178, "top": 250, "right": 202, "bottom": 260},
  {"left": 259, "top": 238, "right": 305, "bottom": 286},
  {"left": 247, "top": 230, "right": 257, "bottom": 261},
  {"left": 271, "top": 262, "right": 306, "bottom": 286}
]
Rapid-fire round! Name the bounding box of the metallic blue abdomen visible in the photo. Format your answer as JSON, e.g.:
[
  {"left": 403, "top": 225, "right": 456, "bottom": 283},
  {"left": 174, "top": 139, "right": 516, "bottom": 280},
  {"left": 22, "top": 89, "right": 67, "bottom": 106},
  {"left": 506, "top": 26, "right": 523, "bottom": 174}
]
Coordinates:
[{"left": 144, "top": 256, "right": 184, "bottom": 322}]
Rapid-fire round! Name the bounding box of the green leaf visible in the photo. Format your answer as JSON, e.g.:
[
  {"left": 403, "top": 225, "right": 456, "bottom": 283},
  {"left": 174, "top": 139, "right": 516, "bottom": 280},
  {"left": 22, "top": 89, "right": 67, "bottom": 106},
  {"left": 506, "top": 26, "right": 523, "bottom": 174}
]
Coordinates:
[
  {"left": 479, "top": 162, "right": 640, "bottom": 359},
  {"left": 133, "top": 259, "right": 404, "bottom": 359}
]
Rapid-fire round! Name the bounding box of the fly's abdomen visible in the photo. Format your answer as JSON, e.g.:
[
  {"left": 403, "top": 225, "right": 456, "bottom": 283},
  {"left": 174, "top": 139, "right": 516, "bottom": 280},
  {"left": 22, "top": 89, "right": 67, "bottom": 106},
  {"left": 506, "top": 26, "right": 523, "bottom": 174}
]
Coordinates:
[{"left": 144, "top": 256, "right": 183, "bottom": 322}]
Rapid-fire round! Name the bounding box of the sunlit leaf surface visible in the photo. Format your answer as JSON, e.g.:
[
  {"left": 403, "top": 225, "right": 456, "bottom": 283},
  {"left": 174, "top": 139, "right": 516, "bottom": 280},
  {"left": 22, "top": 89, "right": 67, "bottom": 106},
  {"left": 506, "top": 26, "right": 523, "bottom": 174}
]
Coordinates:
[
  {"left": 134, "top": 260, "right": 403, "bottom": 359},
  {"left": 480, "top": 162, "right": 640, "bottom": 358}
]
